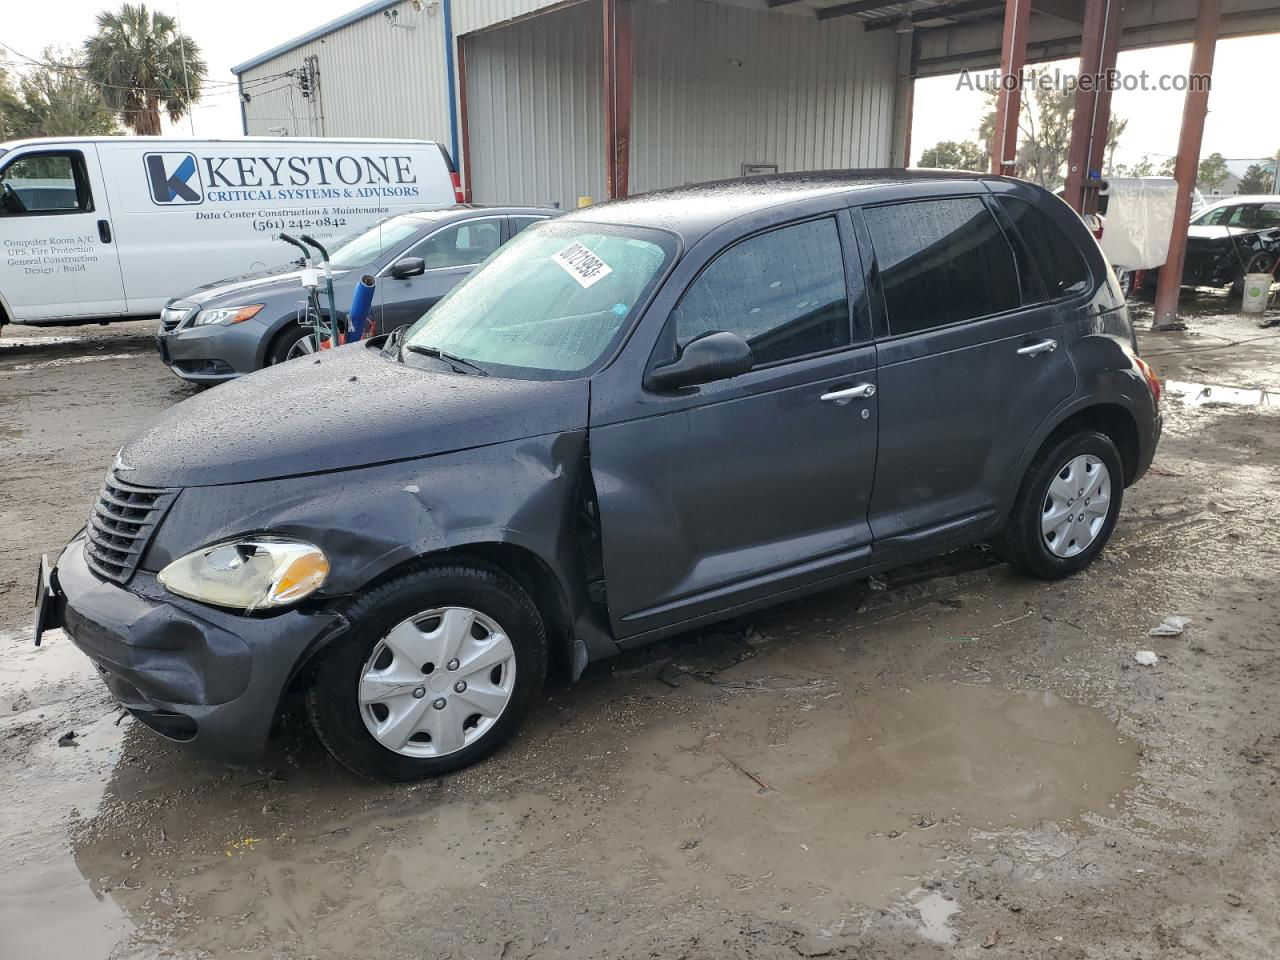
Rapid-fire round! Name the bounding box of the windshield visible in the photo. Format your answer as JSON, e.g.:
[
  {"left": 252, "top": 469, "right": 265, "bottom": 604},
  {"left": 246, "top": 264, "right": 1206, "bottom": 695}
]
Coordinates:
[
  {"left": 402, "top": 221, "right": 676, "bottom": 379},
  {"left": 328, "top": 214, "right": 427, "bottom": 269}
]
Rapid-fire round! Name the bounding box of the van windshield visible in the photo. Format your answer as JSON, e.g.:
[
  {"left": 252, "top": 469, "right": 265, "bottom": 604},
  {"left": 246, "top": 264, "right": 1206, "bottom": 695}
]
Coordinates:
[
  {"left": 329, "top": 215, "right": 427, "bottom": 269},
  {"left": 401, "top": 221, "right": 675, "bottom": 379}
]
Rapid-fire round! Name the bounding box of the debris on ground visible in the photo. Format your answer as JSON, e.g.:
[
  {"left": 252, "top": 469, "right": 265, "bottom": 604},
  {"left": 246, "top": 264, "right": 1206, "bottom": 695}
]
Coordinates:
[
  {"left": 1134, "top": 651, "right": 1159, "bottom": 666},
  {"left": 1149, "top": 616, "right": 1192, "bottom": 637},
  {"left": 56, "top": 730, "right": 78, "bottom": 747}
]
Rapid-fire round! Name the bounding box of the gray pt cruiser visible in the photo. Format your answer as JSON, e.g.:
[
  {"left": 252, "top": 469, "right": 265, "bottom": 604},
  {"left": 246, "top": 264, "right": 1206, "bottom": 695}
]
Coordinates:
[{"left": 36, "top": 171, "right": 1162, "bottom": 781}]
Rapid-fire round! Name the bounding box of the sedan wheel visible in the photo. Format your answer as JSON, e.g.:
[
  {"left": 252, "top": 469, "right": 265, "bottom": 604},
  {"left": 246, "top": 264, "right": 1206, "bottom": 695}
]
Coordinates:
[
  {"left": 358, "top": 606, "right": 517, "bottom": 758},
  {"left": 285, "top": 335, "right": 317, "bottom": 361}
]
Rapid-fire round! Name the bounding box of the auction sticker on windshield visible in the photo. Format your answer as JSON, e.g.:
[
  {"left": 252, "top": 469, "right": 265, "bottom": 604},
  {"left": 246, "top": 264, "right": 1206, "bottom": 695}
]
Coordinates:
[{"left": 552, "top": 241, "right": 613, "bottom": 288}]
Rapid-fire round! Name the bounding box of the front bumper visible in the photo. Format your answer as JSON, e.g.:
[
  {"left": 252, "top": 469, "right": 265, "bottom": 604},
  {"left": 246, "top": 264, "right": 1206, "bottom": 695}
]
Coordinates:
[
  {"left": 50, "top": 534, "right": 346, "bottom": 767},
  {"left": 156, "top": 319, "right": 268, "bottom": 384}
]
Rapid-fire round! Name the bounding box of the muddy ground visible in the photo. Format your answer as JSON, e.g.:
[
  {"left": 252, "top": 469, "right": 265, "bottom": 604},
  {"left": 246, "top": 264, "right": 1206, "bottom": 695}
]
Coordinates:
[{"left": 2, "top": 298, "right": 1279, "bottom": 959}]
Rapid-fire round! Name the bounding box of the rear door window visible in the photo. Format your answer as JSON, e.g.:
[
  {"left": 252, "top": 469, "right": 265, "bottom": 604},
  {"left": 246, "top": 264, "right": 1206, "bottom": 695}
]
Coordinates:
[
  {"left": 863, "top": 197, "right": 1020, "bottom": 335},
  {"left": 671, "top": 217, "right": 852, "bottom": 366},
  {"left": 511, "top": 215, "right": 550, "bottom": 236},
  {"left": 996, "top": 197, "right": 1091, "bottom": 301}
]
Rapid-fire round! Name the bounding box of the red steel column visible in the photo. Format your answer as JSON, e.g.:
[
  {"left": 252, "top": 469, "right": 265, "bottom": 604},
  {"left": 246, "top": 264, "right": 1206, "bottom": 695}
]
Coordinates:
[
  {"left": 1063, "top": 0, "right": 1124, "bottom": 214},
  {"left": 603, "top": 0, "right": 634, "bottom": 199},
  {"left": 1153, "top": 0, "right": 1222, "bottom": 331},
  {"left": 457, "top": 35, "right": 473, "bottom": 203},
  {"left": 990, "top": 0, "right": 1032, "bottom": 176}
]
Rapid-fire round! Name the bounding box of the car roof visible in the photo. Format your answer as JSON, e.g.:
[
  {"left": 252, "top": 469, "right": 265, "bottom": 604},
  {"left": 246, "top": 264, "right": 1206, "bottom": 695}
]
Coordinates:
[
  {"left": 1202, "top": 194, "right": 1280, "bottom": 210},
  {"left": 562, "top": 169, "right": 1005, "bottom": 244},
  {"left": 401, "top": 204, "right": 559, "bottom": 224}
]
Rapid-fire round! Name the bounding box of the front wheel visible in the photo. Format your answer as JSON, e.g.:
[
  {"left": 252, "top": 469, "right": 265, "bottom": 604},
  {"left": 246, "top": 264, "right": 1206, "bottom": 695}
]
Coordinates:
[
  {"left": 267, "top": 324, "right": 318, "bottom": 366},
  {"left": 307, "top": 562, "right": 548, "bottom": 781},
  {"left": 996, "top": 431, "right": 1124, "bottom": 580}
]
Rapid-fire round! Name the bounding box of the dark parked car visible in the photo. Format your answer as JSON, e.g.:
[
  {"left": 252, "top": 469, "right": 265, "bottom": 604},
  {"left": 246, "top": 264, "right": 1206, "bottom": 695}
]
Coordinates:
[
  {"left": 155, "top": 205, "right": 555, "bottom": 384},
  {"left": 1137, "top": 195, "right": 1280, "bottom": 297},
  {"left": 36, "top": 171, "right": 1162, "bottom": 781}
]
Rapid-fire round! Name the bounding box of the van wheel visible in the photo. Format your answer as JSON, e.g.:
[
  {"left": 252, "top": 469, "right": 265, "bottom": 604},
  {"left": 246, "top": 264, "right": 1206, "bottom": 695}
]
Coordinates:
[
  {"left": 306, "top": 562, "right": 548, "bottom": 781},
  {"left": 997, "top": 431, "right": 1124, "bottom": 580},
  {"left": 267, "top": 325, "right": 316, "bottom": 366}
]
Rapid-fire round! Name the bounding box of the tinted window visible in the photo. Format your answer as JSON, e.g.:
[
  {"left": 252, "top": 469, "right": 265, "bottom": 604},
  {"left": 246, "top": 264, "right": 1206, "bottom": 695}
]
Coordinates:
[
  {"left": 672, "top": 217, "right": 851, "bottom": 366},
  {"left": 1227, "top": 203, "right": 1280, "bottom": 229},
  {"left": 997, "top": 197, "right": 1091, "bottom": 301},
  {"left": 0, "top": 153, "right": 89, "bottom": 215},
  {"left": 512, "top": 215, "right": 549, "bottom": 235},
  {"left": 411, "top": 219, "right": 504, "bottom": 269},
  {"left": 865, "top": 198, "right": 1020, "bottom": 335}
]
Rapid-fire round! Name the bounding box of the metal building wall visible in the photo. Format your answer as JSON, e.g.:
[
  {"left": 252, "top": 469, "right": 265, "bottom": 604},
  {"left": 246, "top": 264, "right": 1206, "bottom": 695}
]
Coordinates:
[
  {"left": 464, "top": 0, "right": 899, "bottom": 208},
  {"left": 239, "top": 0, "right": 451, "bottom": 144},
  {"left": 631, "top": 0, "right": 898, "bottom": 191},
  {"left": 464, "top": 1, "right": 605, "bottom": 209},
  {"left": 453, "top": 0, "right": 571, "bottom": 35}
]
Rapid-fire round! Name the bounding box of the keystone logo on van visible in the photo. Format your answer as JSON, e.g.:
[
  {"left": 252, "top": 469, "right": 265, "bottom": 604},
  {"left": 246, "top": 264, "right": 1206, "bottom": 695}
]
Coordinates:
[{"left": 145, "top": 152, "right": 202, "bottom": 205}]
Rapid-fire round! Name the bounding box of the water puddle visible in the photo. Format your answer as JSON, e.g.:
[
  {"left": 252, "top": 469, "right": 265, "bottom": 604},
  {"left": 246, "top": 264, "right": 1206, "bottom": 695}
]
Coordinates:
[
  {"left": 0, "top": 335, "right": 82, "bottom": 349},
  {"left": 4, "top": 619, "right": 1137, "bottom": 959},
  {"left": 2, "top": 353, "right": 144, "bottom": 373},
  {"left": 1165, "top": 379, "right": 1280, "bottom": 409}
]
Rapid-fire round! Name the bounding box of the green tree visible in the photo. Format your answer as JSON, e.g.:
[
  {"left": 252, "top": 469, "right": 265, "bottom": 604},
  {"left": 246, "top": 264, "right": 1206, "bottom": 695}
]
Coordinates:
[
  {"left": 1237, "top": 163, "right": 1272, "bottom": 195},
  {"left": 977, "top": 77, "right": 1126, "bottom": 190},
  {"left": 1196, "top": 153, "right": 1230, "bottom": 194},
  {"left": 1113, "top": 155, "right": 1156, "bottom": 178},
  {"left": 1158, "top": 156, "right": 1177, "bottom": 177},
  {"left": 0, "top": 48, "right": 118, "bottom": 139},
  {"left": 83, "top": 3, "right": 206, "bottom": 135},
  {"left": 917, "top": 140, "right": 987, "bottom": 172}
]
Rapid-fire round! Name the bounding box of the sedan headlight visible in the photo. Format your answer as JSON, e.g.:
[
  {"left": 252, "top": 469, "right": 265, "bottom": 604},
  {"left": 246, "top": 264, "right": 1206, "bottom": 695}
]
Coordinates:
[
  {"left": 191, "top": 304, "right": 264, "bottom": 327},
  {"left": 158, "top": 537, "right": 329, "bottom": 610}
]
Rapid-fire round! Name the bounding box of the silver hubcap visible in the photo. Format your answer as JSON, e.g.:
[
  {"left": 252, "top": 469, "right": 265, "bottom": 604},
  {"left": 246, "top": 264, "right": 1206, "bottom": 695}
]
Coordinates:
[
  {"left": 1041, "top": 454, "right": 1111, "bottom": 558},
  {"left": 358, "top": 606, "right": 517, "bottom": 758},
  {"left": 285, "top": 335, "right": 317, "bottom": 362}
]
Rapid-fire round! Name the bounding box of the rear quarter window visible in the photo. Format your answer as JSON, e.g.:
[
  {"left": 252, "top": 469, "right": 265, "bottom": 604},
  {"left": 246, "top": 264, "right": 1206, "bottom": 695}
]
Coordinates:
[{"left": 997, "top": 197, "right": 1091, "bottom": 300}]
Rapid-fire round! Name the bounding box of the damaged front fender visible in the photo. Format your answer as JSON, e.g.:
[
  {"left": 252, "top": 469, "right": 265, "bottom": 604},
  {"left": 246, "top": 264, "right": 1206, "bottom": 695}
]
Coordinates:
[{"left": 143, "top": 430, "right": 618, "bottom": 669}]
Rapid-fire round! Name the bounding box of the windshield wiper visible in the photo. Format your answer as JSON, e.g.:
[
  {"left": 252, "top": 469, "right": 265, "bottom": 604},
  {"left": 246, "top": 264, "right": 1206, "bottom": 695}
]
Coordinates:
[{"left": 404, "top": 343, "right": 489, "bottom": 376}]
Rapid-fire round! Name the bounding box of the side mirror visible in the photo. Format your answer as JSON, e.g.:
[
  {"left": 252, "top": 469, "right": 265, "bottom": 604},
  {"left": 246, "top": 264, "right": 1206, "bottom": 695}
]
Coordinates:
[
  {"left": 645, "top": 331, "right": 753, "bottom": 392},
  {"left": 389, "top": 257, "right": 426, "bottom": 279}
]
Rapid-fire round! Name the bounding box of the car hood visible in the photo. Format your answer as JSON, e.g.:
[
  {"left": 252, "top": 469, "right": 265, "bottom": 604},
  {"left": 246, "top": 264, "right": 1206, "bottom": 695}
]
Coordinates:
[
  {"left": 175, "top": 264, "right": 356, "bottom": 308},
  {"left": 119, "top": 344, "right": 590, "bottom": 487}
]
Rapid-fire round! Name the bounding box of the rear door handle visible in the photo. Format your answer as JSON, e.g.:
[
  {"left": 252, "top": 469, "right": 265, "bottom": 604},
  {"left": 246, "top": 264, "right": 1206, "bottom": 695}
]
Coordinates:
[
  {"left": 1017, "top": 338, "right": 1057, "bottom": 357},
  {"left": 97, "top": 219, "right": 112, "bottom": 243},
  {"left": 821, "top": 383, "right": 876, "bottom": 405}
]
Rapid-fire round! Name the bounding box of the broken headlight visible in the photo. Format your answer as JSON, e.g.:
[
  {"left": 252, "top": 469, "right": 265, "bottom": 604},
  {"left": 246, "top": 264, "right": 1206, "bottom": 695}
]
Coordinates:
[{"left": 158, "top": 537, "right": 329, "bottom": 611}]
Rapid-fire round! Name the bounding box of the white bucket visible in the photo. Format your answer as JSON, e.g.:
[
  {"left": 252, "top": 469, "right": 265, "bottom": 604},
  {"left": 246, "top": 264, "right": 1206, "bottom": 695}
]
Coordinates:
[{"left": 1242, "top": 273, "right": 1273, "bottom": 314}]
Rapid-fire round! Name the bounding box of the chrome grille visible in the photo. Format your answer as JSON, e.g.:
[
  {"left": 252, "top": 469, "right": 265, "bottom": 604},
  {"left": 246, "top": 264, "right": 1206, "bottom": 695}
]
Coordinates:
[{"left": 84, "top": 473, "right": 177, "bottom": 583}]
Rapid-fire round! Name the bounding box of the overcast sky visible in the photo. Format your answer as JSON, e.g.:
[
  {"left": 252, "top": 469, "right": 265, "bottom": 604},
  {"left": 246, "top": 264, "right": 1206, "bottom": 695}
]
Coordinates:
[{"left": 3, "top": 0, "right": 1278, "bottom": 169}]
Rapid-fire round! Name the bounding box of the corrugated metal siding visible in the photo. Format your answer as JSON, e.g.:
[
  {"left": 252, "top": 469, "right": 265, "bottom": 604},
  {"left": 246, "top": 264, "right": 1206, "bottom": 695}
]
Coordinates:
[
  {"left": 240, "top": 0, "right": 451, "bottom": 145},
  {"left": 632, "top": 0, "right": 897, "bottom": 190},
  {"left": 453, "top": 0, "right": 573, "bottom": 36},
  {"left": 466, "top": 0, "right": 897, "bottom": 207},
  {"left": 465, "top": 1, "right": 603, "bottom": 209}
]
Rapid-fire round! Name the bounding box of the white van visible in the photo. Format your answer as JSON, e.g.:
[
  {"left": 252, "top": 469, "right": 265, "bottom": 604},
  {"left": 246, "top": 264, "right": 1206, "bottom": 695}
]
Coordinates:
[{"left": 0, "top": 137, "right": 461, "bottom": 327}]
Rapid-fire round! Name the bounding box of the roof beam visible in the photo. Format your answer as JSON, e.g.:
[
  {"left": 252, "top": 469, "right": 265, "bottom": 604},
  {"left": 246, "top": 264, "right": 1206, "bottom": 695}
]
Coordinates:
[
  {"left": 766, "top": 0, "right": 808, "bottom": 7},
  {"left": 1030, "top": 0, "right": 1085, "bottom": 22},
  {"left": 863, "top": 0, "right": 1003, "bottom": 30},
  {"left": 815, "top": 0, "right": 901, "bottom": 22}
]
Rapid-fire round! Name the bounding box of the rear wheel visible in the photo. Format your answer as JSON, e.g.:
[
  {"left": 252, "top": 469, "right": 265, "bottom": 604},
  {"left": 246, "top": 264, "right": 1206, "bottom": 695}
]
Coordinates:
[
  {"left": 997, "top": 431, "right": 1124, "bottom": 580},
  {"left": 306, "top": 562, "right": 547, "bottom": 781}
]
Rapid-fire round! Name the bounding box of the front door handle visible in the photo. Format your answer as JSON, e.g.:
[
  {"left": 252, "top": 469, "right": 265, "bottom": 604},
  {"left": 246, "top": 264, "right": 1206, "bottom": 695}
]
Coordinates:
[
  {"left": 1017, "top": 338, "right": 1058, "bottom": 357},
  {"left": 97, "top": 219, "right": 112, "bottom": 243},
  {"left": 821, "top": 383, "right": 876, "bottom": 405}
]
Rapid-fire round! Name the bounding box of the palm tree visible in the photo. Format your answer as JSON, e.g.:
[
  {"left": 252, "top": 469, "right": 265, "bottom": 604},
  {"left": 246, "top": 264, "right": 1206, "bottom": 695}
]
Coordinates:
[{"left": 83, "top": 3, "right": 206, "bottom": 135}]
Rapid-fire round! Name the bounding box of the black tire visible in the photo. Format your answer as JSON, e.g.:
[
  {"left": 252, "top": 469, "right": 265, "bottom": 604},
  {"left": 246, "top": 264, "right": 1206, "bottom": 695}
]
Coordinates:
[
  {"left": 266, "top": 323, "right": 315, "bottom": 366},
  {"left": 306, "top": 561, "right": 548, "bottom": 781},
  {"left": 996, "top": 431, "right": 1124, "bottom": 580}
]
